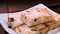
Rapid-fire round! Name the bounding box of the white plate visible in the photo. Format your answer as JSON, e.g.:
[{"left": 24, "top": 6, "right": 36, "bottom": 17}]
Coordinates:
[{"left": 0, "top": 4, "right": 59, "bottom": 34}]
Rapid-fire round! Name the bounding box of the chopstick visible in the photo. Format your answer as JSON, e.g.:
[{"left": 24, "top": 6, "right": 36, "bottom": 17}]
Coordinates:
[
  {"left": 8, "top": 3, "right": 60, "bottom": 13},
  {"left": 46, "top": 3, "right": 60, "bottom": 7}
]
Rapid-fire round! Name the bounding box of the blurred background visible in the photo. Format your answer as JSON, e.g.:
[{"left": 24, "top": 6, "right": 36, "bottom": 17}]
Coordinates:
[{"left": 0, "top": 0, "right": 60, "bottom": 34}]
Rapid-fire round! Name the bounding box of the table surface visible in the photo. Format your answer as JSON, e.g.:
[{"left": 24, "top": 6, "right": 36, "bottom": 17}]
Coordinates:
[{"left": 0, "top": 0, "right": 60, "bottom": 34}]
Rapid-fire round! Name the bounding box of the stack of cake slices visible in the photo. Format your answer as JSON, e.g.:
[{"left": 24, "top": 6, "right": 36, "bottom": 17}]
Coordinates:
[{"left": 8, "top": 8, "right": 60, "bottom": 34}]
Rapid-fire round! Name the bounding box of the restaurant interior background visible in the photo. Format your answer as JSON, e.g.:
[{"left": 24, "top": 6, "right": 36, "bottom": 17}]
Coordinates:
[{"left": 0, "top": 0, "right": 60, "bottom": 34}]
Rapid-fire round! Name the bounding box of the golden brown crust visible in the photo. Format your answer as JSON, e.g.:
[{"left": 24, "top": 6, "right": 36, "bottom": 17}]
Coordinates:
[
  {"left": 30, "top": 24, "right": 46, "bottom": 31},
  {"left": 44, "top": 21, "right": 56, "bottom": 27},
  {"left": 44, "top": 21, "right": 60, "bottom": 31}
]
